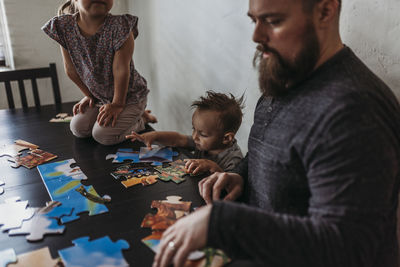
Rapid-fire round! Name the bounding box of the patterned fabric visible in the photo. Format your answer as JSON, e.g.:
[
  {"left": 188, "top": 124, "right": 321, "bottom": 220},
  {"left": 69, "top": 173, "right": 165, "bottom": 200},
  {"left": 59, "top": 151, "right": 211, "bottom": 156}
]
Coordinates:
[{"left": 42, "top": 13, "right": 149, "bottom": 105}]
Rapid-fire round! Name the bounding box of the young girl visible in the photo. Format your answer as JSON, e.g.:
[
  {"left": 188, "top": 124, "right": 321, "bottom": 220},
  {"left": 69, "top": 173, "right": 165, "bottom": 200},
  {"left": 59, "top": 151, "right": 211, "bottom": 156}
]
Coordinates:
[{"left": 42, "top": 0, "right": 156, "bottom": 145}]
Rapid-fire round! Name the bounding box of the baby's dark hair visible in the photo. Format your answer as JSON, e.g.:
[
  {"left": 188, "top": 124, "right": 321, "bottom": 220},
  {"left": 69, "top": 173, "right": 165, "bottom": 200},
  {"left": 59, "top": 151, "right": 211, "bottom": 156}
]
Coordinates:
[
  {"left": 58, "top": 0, "right": 77, "bottom": 16},
  {"left": 191, "top": 90, "right": 244, "bottom": 134}
]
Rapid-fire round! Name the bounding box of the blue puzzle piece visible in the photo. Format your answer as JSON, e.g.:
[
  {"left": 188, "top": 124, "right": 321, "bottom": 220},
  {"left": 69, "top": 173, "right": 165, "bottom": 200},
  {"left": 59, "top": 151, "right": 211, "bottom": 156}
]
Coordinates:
[
  {"left": 37, "top": 159, "right": 108, "bottom": 224},
  {"left": 59, "top": 236, "right": 130, "bottom": 267},
  {"left": 106, "top": 147, "right": 178, "bottom": 166},
  {"left": 0, "top": 248, "right": 16, "bottom": 267}
]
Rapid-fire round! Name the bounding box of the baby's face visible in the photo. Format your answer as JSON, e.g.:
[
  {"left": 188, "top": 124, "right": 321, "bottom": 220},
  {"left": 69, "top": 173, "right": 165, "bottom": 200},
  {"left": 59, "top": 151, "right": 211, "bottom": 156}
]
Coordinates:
[{"left": 191, "top": 109, "right": 225, "bottom": 153}]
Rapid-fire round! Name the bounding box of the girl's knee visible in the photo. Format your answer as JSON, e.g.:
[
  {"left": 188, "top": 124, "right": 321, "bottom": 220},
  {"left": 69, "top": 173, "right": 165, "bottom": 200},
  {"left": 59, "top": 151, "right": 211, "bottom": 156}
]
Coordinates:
[
  {"left": 70, "top": 116, "right": 93, "bottom": 138},
  {"left": 92, "top": 125, "right": 124, "bottom": 145}
]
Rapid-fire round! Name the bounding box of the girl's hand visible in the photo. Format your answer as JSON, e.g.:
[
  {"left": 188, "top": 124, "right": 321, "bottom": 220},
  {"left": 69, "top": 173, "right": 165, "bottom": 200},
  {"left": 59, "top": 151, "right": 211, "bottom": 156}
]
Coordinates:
[
  {"left": 184, "top": 159, "right": 223, "bottom": 175},
  {"left": 97, "top": 103, "right": 124, "bottom": 127},
  {"left": 125, "top": 131, "right": 158, "bottom": 149},
  {"left": 73, "top": 96, "right": 95, "bottom": 115}
]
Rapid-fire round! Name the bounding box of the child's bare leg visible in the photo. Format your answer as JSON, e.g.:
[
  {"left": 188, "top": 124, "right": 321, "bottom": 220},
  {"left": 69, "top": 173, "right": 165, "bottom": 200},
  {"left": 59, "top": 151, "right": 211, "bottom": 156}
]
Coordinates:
[{"left": 142, "top": 110, "right": 157, "bottom": 123}]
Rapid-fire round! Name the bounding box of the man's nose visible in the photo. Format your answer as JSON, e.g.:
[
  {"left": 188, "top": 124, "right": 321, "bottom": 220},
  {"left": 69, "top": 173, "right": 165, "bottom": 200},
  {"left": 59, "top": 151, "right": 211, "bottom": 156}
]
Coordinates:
[{"left": 252, "top": 22, "right": 268, "bottom": 44}]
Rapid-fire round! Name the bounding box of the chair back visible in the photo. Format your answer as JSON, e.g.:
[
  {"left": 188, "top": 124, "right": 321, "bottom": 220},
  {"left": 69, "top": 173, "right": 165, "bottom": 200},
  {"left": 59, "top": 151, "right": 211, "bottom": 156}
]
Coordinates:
[{"left": 0, "top": 63, "right": 61, "bottom": 109}]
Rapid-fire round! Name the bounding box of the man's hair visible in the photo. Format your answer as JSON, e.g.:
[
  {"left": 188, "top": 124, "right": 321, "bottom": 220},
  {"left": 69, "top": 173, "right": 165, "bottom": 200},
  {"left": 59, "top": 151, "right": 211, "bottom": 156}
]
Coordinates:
[
  {"left": 302, "top": 0, "right": 342, "bottom": 14},
  {"left": 191, "top": 91, "right": 244, "bottom": 134}
]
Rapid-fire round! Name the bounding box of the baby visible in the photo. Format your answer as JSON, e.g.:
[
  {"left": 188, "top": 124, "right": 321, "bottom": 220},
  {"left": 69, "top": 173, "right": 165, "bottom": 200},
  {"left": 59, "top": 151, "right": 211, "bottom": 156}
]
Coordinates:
[{"left": 126, "top": 91, "right": 244, "bottom": 175}]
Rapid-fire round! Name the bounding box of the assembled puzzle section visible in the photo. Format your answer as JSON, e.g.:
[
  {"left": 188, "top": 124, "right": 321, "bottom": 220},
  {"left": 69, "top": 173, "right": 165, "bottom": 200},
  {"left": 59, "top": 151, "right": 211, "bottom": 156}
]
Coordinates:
[
  {"left": 8, "top": 201, "right": 72, "bottom": 241},
  {"left": 110, "top": 162, "right": 160, "bottom": 188},
  {"left": 0, "top": 140, "right": 38, "bottom": 158},
  {"left": 37, "top": 159, "right": 109, "bottom": 223},
  {"left": 106, "top": 146, "right": 178, "bottom": 166},
  {"left": 58, "top": 236, "right": 129, "bottom": 267},
  {"left": 154, "top": 160, "right": 188, "bottom": 184}
]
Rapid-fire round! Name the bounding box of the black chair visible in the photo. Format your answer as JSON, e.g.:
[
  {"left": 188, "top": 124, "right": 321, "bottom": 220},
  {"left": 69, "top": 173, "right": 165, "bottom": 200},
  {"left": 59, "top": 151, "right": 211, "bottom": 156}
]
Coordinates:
[{"left": 0, "top": 63, "right": 61, "bottom": 109}]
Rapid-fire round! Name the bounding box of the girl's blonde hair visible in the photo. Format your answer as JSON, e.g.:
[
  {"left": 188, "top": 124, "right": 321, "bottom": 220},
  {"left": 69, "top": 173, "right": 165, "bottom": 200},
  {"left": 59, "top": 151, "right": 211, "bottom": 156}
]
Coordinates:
[{"left": 58, "top": 0, "right": 77, "bottom": 15}]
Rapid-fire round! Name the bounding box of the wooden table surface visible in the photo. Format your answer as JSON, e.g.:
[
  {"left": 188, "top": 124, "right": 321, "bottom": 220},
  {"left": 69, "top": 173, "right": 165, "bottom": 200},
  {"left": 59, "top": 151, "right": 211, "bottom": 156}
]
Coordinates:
[{"left": 0, "top": 103, "right": 205, "bottom": 266}]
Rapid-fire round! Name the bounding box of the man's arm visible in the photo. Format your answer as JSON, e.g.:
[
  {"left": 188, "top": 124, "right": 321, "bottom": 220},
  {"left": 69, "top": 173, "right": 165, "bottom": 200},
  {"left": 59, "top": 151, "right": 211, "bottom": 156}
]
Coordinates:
[{"left": 207, "top": 102, "right": 400, "bottom": 266}]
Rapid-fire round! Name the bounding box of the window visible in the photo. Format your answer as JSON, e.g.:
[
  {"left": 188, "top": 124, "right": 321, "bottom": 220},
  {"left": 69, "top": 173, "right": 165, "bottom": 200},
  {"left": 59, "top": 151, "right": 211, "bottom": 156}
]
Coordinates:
[{"left": 0, "top": 0, "right": 14, "bottom": 69}]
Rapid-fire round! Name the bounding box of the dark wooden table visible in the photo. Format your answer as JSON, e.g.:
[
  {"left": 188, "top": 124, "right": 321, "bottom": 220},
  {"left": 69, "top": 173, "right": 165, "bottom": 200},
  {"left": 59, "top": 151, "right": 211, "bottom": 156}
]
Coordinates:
[{"left": 0, "top": 103, "right": 205, "bottom": 266}]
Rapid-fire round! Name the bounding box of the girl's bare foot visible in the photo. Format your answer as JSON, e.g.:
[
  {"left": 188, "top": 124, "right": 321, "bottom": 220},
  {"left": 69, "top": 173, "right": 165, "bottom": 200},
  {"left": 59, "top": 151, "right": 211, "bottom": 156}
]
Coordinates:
[{"left": 142, "top": 110, "right": 158, "bottom": 124}]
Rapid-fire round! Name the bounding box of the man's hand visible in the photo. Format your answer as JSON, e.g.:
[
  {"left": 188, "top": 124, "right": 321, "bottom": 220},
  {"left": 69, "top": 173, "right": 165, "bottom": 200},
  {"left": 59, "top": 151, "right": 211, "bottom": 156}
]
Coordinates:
[
  {"left": 125, "top": 131, "right": 158, "bottom": 148},
  {"left": 198, "top": 172, "right": 244, "bottom": 204},
  {"left": 184, "top": 159, "right": 223, "bottom": 175},
  {"left": 153, "top": 205, "right": 211, "bottom": 267},
  {"left": 97, "top": 103, "right": 124, "bottom": 127},
  {"left": 73, "top": 96, "right": 95, "bottom": 115}
]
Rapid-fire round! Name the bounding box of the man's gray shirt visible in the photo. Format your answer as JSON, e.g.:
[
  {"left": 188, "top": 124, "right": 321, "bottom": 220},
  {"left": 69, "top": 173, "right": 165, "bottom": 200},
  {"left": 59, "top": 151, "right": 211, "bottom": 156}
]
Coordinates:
[{"left": 208, "top": 46, "right": 400, "bottom": 267}]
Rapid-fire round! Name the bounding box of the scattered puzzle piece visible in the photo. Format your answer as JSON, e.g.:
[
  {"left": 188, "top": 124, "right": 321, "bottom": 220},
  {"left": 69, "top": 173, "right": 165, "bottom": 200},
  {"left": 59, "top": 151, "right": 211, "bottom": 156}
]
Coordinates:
[
  {"left": 0, "top": 248, "right": 17, "bottom": 267},
  {"left": 9, "top": 149, "right": 57, "bottom": 169},
  {"left": 106, "top": 149, "right": 140, "bottom": 163},
  {"left": 58, "top": 236, "right": 130, "bottom": 267},
  {"left": 141, "top": 196, "right": 191, "bottom": 232},
  {"left": 0, "top": 140, "right": 39, "bottom": 159},
  {"left": 0, "top": 199, "right": 35, "bottom": 231},
  {"left": 8, "top": 201, "right": 70, "bottom": 241},
  {"left": 49, "top": 113, "right": 73, "bottom": 123},
  {"left": 140, "top": 196, "right": 230, "bottom": 266},
  {"left": 37, "top": 159, "right": 108, "bottom": 223},
  {"left": 8, "top": 247, "right": 61, "bottom": 267},
  {"left": 121, "top": 175, "right": 158, "bottom": 188}
]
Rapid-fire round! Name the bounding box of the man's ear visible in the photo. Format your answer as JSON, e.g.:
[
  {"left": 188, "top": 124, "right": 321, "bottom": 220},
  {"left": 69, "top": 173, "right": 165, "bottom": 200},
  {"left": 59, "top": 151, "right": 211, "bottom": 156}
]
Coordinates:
[
  {"left": 222, "top": 132, "right": 235, "bottom": 145},
  {"left": 314, "top": 0, "right": 340, "bottom": 26}
]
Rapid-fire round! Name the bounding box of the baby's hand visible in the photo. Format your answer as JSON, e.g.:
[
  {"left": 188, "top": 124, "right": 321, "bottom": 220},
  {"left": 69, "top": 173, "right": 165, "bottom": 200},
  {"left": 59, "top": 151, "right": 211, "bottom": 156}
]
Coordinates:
[
  {"left": 184, "top": 159, "right": 223, "bottom": 175},
  {"left": 97, "top": 103, "right": 124, "bottom": 127},
  {"left": 125, "top": 131, "right": 157, "bottom": 149}
]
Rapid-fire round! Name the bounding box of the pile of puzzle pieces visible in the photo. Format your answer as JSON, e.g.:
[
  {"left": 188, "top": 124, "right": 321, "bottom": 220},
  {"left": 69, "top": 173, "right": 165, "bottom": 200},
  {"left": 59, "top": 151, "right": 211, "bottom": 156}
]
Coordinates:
[
  {"left": 141, "top": 196, "right": 230, "bottom": 267},
  {"left": 0, "top": 140, "right": 57, "bottom": 169}
]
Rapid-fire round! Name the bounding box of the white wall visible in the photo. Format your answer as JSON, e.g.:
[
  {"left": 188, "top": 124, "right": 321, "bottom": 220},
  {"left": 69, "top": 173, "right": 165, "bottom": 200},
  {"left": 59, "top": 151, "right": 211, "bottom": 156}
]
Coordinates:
[
  {"left": 0, "top": 0, "right": 128, "bottom": 109},
  {"left": 129, "top": 0, "right": 400, "bottom": 153}
]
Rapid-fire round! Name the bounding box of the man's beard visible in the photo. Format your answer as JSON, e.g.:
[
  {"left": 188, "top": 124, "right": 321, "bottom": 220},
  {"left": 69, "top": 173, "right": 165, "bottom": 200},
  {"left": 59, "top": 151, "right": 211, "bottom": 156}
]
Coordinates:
[{"left": 253, "top": 22, "right": 320, "bottom": 97}]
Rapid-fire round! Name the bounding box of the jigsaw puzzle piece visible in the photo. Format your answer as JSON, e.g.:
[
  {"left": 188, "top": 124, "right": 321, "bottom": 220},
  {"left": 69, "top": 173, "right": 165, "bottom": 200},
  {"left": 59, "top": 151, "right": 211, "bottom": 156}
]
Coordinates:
[
  {"left": 0, "top": 140, "right": 39, "bottom": 158},
  {"left": 0, "top": 200, "right": 35, "bottom": 231},
  {"left": 121, "top": 175, "right": 158, "bottom": 188},
  {"left": 58, "top": 236, "right": 130, "bottom": 267},
  {"left": 37, "top": 159, "right": 87, "bottom": 182},
  {"left": 8, "top": 247, "right": 60, "bottom": 267},
  {"left": 8, "top": 201, "right": 68, "bottom": 241},
  {"left": 56, "top": 185, "right": 108, "bottom": 224},
  {"left": 139, "top": 146, "right": 178, "bottom": 163},
  {"left": 106, "top": 148, "right": 140, "bottom": 163},
  {"left": 38, "top": 160, "right": 109, "bottom": 224},
  {"left": 0, "top": 248, "right": 17, "bottom": 267},
  {"left": 9, "top": 149, "right": 57, "bottom": 169}
]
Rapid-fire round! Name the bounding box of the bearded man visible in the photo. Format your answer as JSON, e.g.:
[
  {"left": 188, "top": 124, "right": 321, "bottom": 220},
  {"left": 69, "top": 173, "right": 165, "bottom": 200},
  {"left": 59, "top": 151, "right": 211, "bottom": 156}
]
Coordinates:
[{"left": 153, "top": 0, "right": 400, "bottom": 267}]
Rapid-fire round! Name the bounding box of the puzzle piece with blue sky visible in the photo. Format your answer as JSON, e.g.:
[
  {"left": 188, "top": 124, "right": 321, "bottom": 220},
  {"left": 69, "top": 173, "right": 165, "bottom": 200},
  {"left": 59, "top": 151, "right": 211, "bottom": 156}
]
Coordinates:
[
  {"left": 8, "top": 201, "right": 70, "bottom": 241},
  {"left": 37, "top": 159, "right": 108, "bottom": 223},
  {"left": 58, "top": 236, "right": 129, "bottom": 267}
]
